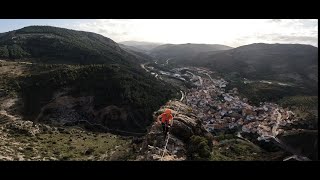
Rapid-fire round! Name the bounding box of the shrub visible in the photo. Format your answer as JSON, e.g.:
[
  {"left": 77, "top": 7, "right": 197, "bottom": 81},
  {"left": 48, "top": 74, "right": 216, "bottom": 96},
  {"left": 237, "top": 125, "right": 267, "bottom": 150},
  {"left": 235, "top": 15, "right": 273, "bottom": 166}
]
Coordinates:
[{"left": 187, "top": 135, "right": 212, "bottom": 160}]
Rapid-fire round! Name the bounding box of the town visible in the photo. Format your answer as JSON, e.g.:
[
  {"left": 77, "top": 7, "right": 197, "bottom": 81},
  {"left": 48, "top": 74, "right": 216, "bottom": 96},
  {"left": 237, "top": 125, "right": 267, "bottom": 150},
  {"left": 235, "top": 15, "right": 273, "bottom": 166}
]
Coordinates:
[
  {"left": 179, "top": 67, "right": 299, "bottom": 141},
  {"left": 141, "top": 62, "right": 304, "bottom": 144}
]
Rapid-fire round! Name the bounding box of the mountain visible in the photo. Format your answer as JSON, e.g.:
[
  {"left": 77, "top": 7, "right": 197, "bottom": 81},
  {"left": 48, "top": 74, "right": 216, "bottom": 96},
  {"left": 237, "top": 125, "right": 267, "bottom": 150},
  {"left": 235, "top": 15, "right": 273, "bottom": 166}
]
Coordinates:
[
  {"left": 0, "top": 26, "right": 146, "bottom": 65},
  {"left": 120, "top": 41, "right": 163, "bottom": 52},
  {"left": 119, "top": 43, "right": 145, "bottom": 53},
  {"left": 118, "top": 43, "right": 154, "bottom": 61},
  {"left": 196, "top": 43, "right": 318, "bottom": 82},
  {"left": 0, "top": 26, "right": 179, "bottom": 134},
  {"left": 193, "top": 43, "right": 318, "bottom": 105},
  {"left": 150, "top": 43, "right": 233, "bottom": 62}
]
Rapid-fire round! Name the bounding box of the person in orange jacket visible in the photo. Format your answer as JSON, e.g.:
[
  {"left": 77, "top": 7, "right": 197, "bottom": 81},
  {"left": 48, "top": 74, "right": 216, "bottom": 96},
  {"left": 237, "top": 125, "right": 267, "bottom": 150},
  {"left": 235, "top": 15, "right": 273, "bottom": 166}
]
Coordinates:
[{"left": 157, "top": 109, "right": 173, "bottom": 136}]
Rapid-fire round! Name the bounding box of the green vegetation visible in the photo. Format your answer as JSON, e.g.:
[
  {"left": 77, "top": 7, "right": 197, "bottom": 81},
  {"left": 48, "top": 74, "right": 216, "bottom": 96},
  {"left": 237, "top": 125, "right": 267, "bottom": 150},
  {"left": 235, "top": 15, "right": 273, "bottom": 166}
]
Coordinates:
[
  {"left": 12, "top": 128, "right": 135, "bottom": 160},
  {"left": 214, "top": 133, "right": 236, "bottom": 141},
  {"left": 279, "top": 96, "right": 318, "bottom": 110},
  {"left": 280, "top": 95, "right": 318, "bottom": 128},
  {"left": 211, "top": 139, "right": 269, "bottom": 161},
  {"left": 209, "top": 134, "right": 286, "bottom": 161},
  {"left": 225, "top": 76, "right": 318, "bottom": 106},
  {"left": 0, "top": 26, "right": 143, "bottom": 65},
  {"left": 0, "top": 26, "right": 179, "bottom": 134},
  {"left": 5, "top": 63, "right": 178, "bottom": 132},
  {"left": 0, "top": 45, "right": 9, "bottom": 57},
  {"left": 187, "top": 135, "right": 212, "bottom": 160}
]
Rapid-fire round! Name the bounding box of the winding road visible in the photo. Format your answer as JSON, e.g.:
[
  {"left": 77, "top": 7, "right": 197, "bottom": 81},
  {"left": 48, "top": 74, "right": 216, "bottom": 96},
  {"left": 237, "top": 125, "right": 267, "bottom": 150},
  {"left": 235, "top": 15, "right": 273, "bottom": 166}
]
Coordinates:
[
  {"left": 180, "top": 90, "right": 185, "bottom": 102},
  {"left": 140, "top": 63, "right": 185, "bottom": 101},
  {"left": 140, "top": 63, "right": 150, "bottom": 72}
]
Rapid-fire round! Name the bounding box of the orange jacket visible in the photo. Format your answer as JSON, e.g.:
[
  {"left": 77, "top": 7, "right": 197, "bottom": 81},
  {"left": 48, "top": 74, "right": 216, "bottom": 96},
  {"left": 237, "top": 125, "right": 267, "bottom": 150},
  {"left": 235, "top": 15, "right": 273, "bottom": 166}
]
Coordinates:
[{"left": 160, "top": 109, "right": 173, "bottom": 123}]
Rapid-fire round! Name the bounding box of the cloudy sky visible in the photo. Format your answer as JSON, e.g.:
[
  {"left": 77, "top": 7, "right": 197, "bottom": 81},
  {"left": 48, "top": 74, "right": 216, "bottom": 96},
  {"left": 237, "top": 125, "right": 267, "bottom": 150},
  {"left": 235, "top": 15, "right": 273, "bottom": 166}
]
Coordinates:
[{"left": 0, "top": 19, "right": 317, "bottom": 47}]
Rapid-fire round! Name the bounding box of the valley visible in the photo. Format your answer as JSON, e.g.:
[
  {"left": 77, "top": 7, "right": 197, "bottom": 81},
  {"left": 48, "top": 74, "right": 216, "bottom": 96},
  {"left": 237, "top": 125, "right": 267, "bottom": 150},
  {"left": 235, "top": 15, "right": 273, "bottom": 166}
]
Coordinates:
[
  {"left": 139, "top": 60, "right": 317, "bottom": 160},
  {"left": 0, "top": 25, "right": 318, "bottom": 161}
]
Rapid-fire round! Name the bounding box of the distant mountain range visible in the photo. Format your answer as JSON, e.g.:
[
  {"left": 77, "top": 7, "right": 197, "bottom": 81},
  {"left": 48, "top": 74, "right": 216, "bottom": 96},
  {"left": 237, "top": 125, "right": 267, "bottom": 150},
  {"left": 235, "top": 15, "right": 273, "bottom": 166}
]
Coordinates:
[
  {"left": 0, "top": 25, "right": 317, "bottom": 133},
  {"left": 195, "top": 43, "right": 318, "bottom": 83},
  {"left": 150, "top": 43, "right": 233, "bottom": 60},
  {"left": 146, "top": 41, "right": 317, "bottom": 88},
  {"left": 119, "top": 41, "right": 163, "bottom": 52}
]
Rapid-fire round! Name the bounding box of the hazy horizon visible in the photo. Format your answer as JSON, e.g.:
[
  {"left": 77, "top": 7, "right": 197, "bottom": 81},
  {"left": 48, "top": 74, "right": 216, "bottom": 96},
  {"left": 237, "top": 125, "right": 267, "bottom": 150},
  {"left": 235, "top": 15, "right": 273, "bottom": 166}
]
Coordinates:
[{"left": 0, "top": 19, "right": 317, "bottom": 47}]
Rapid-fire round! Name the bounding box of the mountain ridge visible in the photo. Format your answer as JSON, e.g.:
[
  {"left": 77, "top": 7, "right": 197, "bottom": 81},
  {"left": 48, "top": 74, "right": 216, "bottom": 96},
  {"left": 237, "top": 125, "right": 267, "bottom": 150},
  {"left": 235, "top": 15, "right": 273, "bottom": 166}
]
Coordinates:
[{"left": 0, "top": 26, "right": 148, "bottom": 65}]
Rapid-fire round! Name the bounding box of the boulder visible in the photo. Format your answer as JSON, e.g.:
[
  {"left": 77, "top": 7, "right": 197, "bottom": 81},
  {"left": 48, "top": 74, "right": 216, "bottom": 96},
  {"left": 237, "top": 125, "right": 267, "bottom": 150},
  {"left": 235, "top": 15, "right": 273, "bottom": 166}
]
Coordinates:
[{"left": 171, "top": 120, "right": 193, "bottom": 142}]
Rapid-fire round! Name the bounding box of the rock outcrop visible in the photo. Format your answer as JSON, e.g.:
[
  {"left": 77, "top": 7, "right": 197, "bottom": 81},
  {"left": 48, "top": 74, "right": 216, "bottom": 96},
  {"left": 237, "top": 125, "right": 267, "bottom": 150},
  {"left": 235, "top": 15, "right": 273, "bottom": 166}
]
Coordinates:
[
  {"left": 35, "top": 95, "right": 145, "bottom": 133},
  {"left": 36, "top": 96, "right": 95, "bottom": 125},
  {"left": 5, "top": 120, "right": 41, "bottom": 136},
  {"left": 136, "top": 100, "right": 212, "bottom": 161}
]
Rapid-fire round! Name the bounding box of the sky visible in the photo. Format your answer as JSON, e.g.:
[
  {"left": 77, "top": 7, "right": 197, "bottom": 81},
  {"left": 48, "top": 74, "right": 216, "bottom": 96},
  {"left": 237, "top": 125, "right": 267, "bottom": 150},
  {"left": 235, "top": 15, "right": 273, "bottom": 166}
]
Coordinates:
[{"left": 0, "top": 19, "right": 317, "bottom": 47}]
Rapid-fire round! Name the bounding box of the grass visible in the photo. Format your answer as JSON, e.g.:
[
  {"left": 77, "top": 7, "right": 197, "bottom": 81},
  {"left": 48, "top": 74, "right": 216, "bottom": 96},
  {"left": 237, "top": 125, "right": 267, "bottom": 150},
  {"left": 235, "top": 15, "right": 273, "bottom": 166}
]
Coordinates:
[
  {"left": 211, "top": 139, "right": 265, "bottom": 161},
  {"left": 12, "top": 127, "right": 135, "bottom": 160}
]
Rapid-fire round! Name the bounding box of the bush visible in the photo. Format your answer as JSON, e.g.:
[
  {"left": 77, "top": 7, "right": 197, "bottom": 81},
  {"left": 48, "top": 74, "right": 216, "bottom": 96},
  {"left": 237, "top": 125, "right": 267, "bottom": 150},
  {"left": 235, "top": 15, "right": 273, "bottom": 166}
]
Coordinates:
[{"left": 187, "top": 135, "right": 212, "bottom": 160}]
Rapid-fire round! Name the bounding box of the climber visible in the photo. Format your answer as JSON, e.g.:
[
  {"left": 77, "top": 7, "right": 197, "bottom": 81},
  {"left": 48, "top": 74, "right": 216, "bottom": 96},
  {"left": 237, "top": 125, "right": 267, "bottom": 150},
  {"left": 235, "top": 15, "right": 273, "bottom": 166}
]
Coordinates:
[{"left": 157, "top": 109, "right": 173, "bottom": 137}]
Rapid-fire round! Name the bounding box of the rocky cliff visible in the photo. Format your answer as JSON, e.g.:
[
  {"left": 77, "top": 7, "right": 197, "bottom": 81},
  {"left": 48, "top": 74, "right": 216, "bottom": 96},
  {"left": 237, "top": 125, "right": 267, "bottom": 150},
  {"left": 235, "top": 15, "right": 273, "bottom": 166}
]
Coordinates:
[{"left": 136, "top": 100, "right": 213, "bottom": 161}]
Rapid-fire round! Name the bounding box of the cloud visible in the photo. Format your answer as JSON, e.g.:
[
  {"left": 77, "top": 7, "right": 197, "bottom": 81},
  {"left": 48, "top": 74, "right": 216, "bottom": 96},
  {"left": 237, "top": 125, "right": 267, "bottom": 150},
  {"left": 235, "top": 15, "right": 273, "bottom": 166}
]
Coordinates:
[
  {"left": 69, "top": 19, "right": 134, "bottom": 42},
  {"left": 273, "top": 35, "right": 317, "bottom": 43},
  {"left": 271, "top": 34, "right": 317, "bottom": 46},
  {"left": 235, "top": 32, "right": 318, "bottom": 47},
  {"left": 269, "top": 19, "right": 282, "bottom": 23},
  {"left": 66, "top": 19, "right": 318, "bottom": 47}
]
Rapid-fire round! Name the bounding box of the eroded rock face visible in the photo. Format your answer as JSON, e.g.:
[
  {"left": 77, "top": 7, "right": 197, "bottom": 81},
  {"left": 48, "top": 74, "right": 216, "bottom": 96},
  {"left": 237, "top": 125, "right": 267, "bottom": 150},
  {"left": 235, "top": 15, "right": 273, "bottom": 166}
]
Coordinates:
[
  {"left": 36, "top": 96, "right": 95, "bottom": 125},
  {"left": 170, "top": 120, "right": 193, "bottom": 142},
  {"left": 35, "top": 96, "right": 135, "bottom": 131}
]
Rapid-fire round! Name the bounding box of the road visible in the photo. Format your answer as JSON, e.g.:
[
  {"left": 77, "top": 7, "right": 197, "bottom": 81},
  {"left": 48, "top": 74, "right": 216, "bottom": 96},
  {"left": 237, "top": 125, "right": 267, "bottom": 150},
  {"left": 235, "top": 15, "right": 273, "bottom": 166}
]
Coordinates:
[
  {"left": 140, "top": 63, "right": 150, "bottom": 72},
  {"left": 180, "top": 90, "right": 185, "bottom": 102},
  {"left": 186, "top": 70, "right": 203, "bottom": 86},
  {"left": 166, "top": 58, "right": 172, "bottom": 65},
  {"left": 141, "top": 63, "right": 185, "bottom": 102}
]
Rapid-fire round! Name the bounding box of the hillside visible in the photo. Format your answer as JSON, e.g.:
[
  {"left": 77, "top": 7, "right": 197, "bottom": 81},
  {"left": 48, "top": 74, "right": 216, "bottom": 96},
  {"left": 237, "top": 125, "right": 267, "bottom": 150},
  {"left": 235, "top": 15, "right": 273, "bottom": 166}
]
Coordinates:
[
  {"left": 196, "top": 43, "right": 318, "bottom": 81},
  {"left": 150, "top": 43, "right": 233, "bottom": 61},
  {"left": 119, "top": 43, "right": 154, "bottom": 61},
  {"left": 195, "top": 43, "right": 318, "bottom": 100},
  {"left": 0, "top": 26, "right": 146, "bottom": 65},
  {"left": 120, "top": 41, "right": 163, "bottom": 52},
  {"left": 0, "top": 26, "right": 317, "bottom": 161},
  {"left": 0, "top": 26, "right": 179, "bottom": 134}
]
